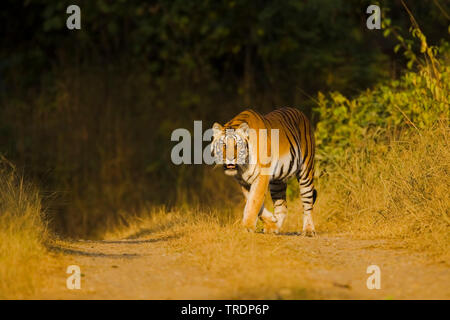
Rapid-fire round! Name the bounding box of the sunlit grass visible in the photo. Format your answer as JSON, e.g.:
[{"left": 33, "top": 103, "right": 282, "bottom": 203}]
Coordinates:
[
  {"left": 315, "top": 123, "right": 450, "bottom": 261},
  {"left": 0, "top": 158, "right": 53, "bottom": 299}
]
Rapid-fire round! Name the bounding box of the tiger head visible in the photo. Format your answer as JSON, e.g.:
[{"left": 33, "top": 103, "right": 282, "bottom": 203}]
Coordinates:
[{"left": 211, "top": 122, "right": 250, "bottom": 176}]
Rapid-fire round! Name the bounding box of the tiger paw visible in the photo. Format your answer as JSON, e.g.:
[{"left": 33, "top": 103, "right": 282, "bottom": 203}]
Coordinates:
[
  {"left": 242, "top": 219, "right": 257, "bottom": 233},
  {"left": 262, "top": 220, "right": 280, "bottom": 234},
  {"left": 301, "top": 214, "right": 316, "bottom": 237},
  {"left": 301, "top": 229, "right": 316, "bottom": 237}
]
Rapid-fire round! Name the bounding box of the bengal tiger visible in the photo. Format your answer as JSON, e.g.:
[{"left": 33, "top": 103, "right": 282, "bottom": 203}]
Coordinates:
[{"left": 211, "top": 107, "right": 317, "bottom": 236}]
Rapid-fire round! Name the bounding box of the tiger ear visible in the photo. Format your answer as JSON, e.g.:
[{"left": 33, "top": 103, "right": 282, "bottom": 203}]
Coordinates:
[
  {"left": 212, "top": 122, "right": 223, "bottom": 137},
  {"left": 237, "top": 122, "right": 249, "bottom": 137}
]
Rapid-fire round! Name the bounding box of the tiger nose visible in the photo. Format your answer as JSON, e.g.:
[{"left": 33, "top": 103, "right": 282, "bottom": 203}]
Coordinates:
[{"left": 225, "top": 136, "right": 236, "bottom": 163}]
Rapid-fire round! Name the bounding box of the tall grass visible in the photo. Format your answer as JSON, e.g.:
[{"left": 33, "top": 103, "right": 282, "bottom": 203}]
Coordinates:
[
  {"left": 0, "top": 157, "right": 49, "bottom": 298},
  {"left": 316, "top": 124, "right": 450, "bottom": 260}
]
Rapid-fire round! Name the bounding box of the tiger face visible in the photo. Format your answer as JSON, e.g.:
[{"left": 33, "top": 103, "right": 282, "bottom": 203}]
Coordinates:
[{"left": 212, "top": 122, "right": 250, "bottom": 176}]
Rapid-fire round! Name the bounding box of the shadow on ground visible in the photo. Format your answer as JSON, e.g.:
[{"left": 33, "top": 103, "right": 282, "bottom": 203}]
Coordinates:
[
  {"left": 47, "top": 245, "right": 140, "bottom": 258},
  {"left": 47, "top": 234, "right": 181, "bottom": 258}
]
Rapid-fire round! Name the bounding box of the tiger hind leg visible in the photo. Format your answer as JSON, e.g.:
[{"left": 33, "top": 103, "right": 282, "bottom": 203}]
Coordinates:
[{"left": 298, "top": 175, "right": 317, "bottom": 237}]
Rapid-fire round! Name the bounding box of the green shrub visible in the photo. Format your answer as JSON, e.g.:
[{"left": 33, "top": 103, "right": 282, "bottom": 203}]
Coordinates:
[{"left": 315, "top": 40, "right": 449, "bottom": 166}]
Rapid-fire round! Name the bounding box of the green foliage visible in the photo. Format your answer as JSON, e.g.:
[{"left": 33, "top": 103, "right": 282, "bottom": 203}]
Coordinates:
[{"left": 315, "top": 45, "right": 449, "bottom": 166}]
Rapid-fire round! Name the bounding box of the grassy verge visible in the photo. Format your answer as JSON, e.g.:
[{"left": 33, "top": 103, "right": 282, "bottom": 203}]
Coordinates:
[
  {"left": 0, "top": 158, "right": 54, "bottom": 299},
  {"left": 315, "top": 124, "right": 449, "bottom": 261}
]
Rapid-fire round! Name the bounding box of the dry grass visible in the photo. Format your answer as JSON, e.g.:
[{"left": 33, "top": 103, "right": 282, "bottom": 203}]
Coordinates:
[
  {"left": 1, "top": 123, "right": 448, "bottom": 299},
  {"left": 0, "top": 158, "right": 54, "bottom": 299},
  {"left": 315, "top": 123, "right": 450, "bottom": 261}
]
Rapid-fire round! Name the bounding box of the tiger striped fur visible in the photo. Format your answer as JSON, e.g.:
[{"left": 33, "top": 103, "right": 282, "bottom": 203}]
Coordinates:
[{"left": 211, "top": 107, "right": 317, "bottom": 236}]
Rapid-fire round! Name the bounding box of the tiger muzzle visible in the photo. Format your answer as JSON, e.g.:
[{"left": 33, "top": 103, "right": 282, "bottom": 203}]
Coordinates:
[{"left": 224, "top": 163, "right": 237, "bottom": 170}]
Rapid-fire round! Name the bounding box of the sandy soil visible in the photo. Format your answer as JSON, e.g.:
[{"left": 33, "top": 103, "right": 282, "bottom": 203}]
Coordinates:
[{"left": 35, "top": 230, "right": 449, "bottom": 300}]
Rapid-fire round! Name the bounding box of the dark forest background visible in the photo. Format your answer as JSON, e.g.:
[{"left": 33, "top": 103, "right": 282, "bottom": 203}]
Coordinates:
[{"left": 0, "top": 0, "right": 448, "bottom": 237}]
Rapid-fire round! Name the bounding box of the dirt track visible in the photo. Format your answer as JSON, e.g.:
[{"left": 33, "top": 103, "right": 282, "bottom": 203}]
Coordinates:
[{"left": 36, "top": 230, "right": 449, "bottom": 300}]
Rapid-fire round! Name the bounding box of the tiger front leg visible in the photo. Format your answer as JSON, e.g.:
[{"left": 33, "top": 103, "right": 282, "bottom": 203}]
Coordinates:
[
  {"left": 242, "top": 175, "right": 269, "bottom": 232},
  {"left": 245, "top": 187, "right": 279, "bottom": 234}
]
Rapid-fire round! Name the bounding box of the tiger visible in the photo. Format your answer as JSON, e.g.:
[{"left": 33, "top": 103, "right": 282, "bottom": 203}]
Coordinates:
[{"left": 211, "top": 107, "right": 317, "bottom": 236}]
